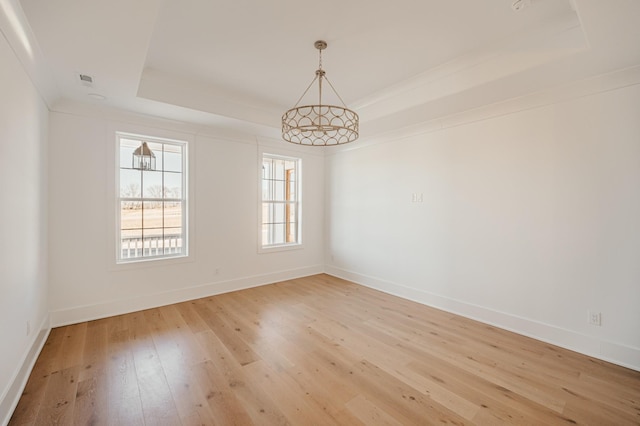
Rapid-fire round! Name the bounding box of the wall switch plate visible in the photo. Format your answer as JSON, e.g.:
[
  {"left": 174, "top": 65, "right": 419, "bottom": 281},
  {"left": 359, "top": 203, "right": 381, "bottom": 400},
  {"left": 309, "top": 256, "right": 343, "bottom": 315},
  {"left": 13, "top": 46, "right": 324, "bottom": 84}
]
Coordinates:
[{"left": 588, "top": 311, "right": 602, "bottom": 326}]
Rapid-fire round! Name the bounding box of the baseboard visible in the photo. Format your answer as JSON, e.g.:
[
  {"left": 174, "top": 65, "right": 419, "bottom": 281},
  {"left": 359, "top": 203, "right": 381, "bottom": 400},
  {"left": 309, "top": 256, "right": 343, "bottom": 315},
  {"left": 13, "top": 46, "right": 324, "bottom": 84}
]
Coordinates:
[
  {"left": 325, "top": 266, "right": 640, "bottom": 372},
  {"left": 1, "top": 315, "right": 51, "bottom": 426},
  {"left": 50, "top": 265, "right": 324, "bottom": 327}
]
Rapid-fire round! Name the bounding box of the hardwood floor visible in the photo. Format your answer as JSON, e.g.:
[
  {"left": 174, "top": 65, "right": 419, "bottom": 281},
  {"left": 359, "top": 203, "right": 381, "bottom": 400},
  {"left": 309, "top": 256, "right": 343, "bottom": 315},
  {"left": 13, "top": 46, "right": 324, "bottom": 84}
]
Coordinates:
[{"left": 9, "top": 274, "right": 640, "bottom": 425}]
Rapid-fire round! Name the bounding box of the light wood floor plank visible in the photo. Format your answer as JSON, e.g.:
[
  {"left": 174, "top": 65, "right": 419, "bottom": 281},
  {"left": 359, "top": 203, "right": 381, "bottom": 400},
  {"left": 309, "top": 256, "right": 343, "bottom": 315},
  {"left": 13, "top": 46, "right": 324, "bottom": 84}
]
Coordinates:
[
  {"left": 73, "top": 319, "right": 109, "bottom": 425},
  {"left": 9, "top": 274, "right": 640, "bottom": 425},
  {"left": 132, "top": 310, "right": 182, "bottom": 425},
  {"left": 104, "top": 314, "right": 145, "bottom": 426},
  {"left": 32, "top": 366, "right": 79, "bottom": 425},
  {"left": 150, "top": 305, "right": 216, "bottom": 425},
  {"left": 192, "top": 331, "right": 258, "bottom": 425}
]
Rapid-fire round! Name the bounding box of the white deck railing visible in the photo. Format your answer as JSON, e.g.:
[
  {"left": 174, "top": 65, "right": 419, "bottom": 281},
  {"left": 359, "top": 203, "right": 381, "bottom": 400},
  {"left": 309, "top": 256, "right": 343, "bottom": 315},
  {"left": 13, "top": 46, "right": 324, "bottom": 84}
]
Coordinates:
[{"left": 120, "top": 234, "right": 183, "bottom": 259}]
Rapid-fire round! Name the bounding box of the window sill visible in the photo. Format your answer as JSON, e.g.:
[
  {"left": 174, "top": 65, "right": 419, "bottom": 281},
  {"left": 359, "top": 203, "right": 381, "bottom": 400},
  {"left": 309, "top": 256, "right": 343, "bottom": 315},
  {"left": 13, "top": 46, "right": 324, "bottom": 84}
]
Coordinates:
[
  {"left": 111, "top": 253, "right": 193, "bottom": 270},
  {"left": 258, "top": 243, "right": 303, "bottom": 254}
]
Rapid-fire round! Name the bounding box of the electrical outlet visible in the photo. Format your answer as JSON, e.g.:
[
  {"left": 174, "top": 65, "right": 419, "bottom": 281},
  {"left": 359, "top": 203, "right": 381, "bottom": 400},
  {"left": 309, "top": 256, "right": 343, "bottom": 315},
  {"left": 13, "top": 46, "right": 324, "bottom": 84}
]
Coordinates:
[
  {"left": 26, "top": 321, "right": 31, "bottom": 336},
  {"left": 588, "top": 311, "right": 602, "bottom": 326}
]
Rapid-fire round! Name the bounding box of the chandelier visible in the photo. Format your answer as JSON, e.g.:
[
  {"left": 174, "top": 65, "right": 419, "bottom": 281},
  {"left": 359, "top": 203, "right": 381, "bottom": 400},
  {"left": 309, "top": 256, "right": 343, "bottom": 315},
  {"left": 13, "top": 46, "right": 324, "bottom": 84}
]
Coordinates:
[{"left": 282, "top": 40, "right": 359, "bottom": 146}]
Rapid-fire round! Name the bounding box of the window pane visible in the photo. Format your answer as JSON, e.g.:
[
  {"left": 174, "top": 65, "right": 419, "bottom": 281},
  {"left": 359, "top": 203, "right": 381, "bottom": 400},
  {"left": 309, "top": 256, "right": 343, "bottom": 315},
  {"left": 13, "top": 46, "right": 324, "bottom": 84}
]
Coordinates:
[
  {"left": 262, "top": 202, "right": 274, "bottom": 225},
  {"left": 143, "top": 230, "right": 164, "bottom": 257},
  {"left": 262, "top": 202, "right": 288, "bottom": 225},
  {"left": 120, "top": 228, "right": 142, "bottom": 259},
  {"left": 287, "top": 222, "right": 297, "bottom": 243},
  {"left": 120, "top": 201, "right": 141, "bottom": 230},
  {"left": 261, "top": 203, "right": 269, "bottom": 224},
  {"left": 142, "top": 223, "right": 164, "bottom": 258},
  {"left": 163, "top": 226, "right": 183, "bottom": 254},
  {"left": 142, "top": 170, "right": 163, "bottom": 198},
  {"left": 164, "top": 172, "right": 182, "bottom": 199},
  {"left": 261, "top": 169, "right": 295, "bottom": 201},
  {"left": 164, "top": 149, "right": 182, "bottom": 172},
  {"left": 262, "top": 159, "right": 272, "bottom": 179},
  {"left": 287, "top": 202, "right": 297, "bottom": 223},
  {"left": 120, "top": 138, "right": 139, "bottom": 169},
  {"left": 262, "top": 180, "right": 270, "bottom": 200},
  {"left": 120, "top": 169, "right": 141, "bottom": 197},
  {"left": 274, "top": 160, "right": 285, "bottom": 180},
  {"left": 164, "top": 202, "right": 182, "bottom": 228},
  {"left": 143, "top": 201, "right": 163, "bottom": 231},
  {"left": 285, "top": 160, "right": 296, "bottom": 177},
  {"left": 274, "top": 180, "right": 285, "bottom": 200},
  {"left": 146, "top": 141, "right": 164, "bottom": 170},
  {"left": 273, "top": 203, "right": 285, "bottom": 223},
  {"left": 286, "top": 176, "right": 296, "bottom": 201},
  {"left": 272, "top": 224, "right": 285, "bottom": 245}
]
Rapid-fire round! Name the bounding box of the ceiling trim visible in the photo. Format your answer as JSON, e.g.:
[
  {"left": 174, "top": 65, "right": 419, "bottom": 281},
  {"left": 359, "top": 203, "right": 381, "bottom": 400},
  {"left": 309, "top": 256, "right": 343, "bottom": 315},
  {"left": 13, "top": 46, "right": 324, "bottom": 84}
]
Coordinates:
[
  {"left": 330, "top": 64, "right": 640, "bottom": 154},
  {"left": 353, "top": 10, "right": 586, "bottom": 123}
]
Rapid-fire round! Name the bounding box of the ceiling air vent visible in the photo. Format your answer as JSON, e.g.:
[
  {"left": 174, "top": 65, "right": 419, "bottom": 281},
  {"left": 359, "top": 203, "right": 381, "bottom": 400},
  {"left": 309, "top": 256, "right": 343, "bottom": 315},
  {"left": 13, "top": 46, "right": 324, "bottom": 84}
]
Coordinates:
[{"left": 78, "top": 73, "right": 94, "bottom": 86}]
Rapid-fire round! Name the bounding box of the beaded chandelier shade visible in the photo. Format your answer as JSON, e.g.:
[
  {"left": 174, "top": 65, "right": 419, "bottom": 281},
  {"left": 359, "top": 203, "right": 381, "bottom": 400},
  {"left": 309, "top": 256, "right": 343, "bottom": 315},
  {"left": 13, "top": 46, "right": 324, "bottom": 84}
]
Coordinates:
[{"left": 282, "top": 40, "right": 359, "bottom": 146}]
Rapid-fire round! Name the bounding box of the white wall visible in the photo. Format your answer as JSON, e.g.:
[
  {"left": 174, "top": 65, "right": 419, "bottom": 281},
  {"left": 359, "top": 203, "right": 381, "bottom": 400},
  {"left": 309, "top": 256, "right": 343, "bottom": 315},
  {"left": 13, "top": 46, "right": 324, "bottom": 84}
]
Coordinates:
[
  {"left": 47, "top": 109, "right": 325, "bottom": 326},
  {"left": 0, "top": 31, "right": 50, "bottom": 422},
  {"left": 326, "top": 74, "right": 640, "bottom": 370}
]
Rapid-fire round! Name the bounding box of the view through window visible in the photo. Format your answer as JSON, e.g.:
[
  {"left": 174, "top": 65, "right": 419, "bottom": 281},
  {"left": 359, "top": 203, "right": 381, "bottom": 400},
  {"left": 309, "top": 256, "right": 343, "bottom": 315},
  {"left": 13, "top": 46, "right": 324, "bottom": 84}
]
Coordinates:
[
  {"left": 117, "top": 133, "right": 187, "bottom": 262},
  {"left": 261, "top": 154, "right": 301, "bottom": 248}
]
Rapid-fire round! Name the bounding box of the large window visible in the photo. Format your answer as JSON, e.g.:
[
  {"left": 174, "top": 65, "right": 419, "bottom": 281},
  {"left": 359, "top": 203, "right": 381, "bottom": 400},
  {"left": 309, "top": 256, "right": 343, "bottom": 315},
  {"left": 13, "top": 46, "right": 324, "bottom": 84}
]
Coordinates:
[
  {"left": 117, "top": 132, "right": 187, "bottom": 262},
  {"left": 261, "top": 154, "right": 301, "bottom": 249}
]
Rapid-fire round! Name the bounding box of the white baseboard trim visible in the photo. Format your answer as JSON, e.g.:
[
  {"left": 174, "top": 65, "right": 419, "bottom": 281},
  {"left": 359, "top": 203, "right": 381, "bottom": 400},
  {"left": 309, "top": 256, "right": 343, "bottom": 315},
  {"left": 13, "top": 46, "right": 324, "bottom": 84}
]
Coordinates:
[
  {"left": 1, "top": 315, "right": 51, "bottom": 426},
  {"left": 326, "top": 266, "right": 640, "bottom": 372},
  {"left": 50, "top": 265, "right": 324, "bottom": 327}
]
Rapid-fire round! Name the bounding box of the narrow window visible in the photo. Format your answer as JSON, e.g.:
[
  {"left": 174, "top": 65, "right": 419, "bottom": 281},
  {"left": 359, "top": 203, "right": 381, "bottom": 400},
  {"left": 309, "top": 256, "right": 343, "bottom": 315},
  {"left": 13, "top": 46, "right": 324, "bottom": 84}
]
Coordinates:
[
  {"left": 261, "top": 154, "right": 301, "bottom": 249},
  {"left": 117, "top": 133, "right": 187, "bottom": 262}
]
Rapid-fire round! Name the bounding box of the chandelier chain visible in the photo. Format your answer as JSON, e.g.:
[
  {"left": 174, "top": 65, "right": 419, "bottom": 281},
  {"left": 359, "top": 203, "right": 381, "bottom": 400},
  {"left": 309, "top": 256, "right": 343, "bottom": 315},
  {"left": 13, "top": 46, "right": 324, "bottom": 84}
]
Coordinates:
[{"left": 318, "top": 48, "right": 323, "bottom": 109}]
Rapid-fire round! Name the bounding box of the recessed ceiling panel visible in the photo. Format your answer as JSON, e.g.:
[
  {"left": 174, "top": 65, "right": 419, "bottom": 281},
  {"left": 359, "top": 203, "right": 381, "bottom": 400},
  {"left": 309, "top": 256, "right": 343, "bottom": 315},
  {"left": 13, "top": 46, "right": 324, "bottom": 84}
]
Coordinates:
[{"left": 143, "top": 0, "right": 576, "bottom": 109}]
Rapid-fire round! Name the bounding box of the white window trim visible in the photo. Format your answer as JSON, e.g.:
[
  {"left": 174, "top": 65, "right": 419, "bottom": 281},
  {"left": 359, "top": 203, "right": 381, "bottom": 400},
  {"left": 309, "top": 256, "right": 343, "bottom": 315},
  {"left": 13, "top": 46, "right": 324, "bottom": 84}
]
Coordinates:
[
  {"left": 258, "top": 150, "right": 303, "bottom": 253},
  {"left": 115, "top": 130, "right": 190, "bottom": 264}
]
